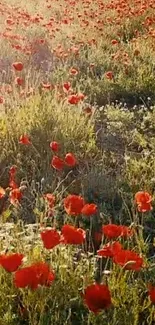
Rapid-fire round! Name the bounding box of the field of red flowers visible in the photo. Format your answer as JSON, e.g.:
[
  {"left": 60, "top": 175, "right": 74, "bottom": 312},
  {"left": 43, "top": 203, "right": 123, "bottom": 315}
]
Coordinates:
[{"left": 0, "top": 0, "right": 155, "bottom": 324}]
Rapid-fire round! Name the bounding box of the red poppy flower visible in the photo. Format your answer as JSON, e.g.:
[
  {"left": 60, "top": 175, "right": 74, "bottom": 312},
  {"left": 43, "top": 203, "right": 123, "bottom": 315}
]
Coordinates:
[
  {"left": 148, "top": 285, "right": 155, "bottom": 304},
  {"left": 15, "top": 77, "right": 24, "bottom": 86},
  {"left": 97, "top": 241, "right": 122, "bottom": 258},
  {"left": 0, "top": 96, "right": 5, "bottom": 104},
  {"left": 30, "top": 262, "right": 55, "bottom": 287},
  {"left": 83, "top": 283, "right": 112, "bottom": 313},
  {"left": 9, "top": 165, "right": 18, "bottom": 189},
  {"left": 9, "top": 188, "right": 23, "bottom": 206},
  {"left": 69, "top": 67, "right": 79, "bottom": 75},
  {"left": 61, "top": 224, "right": 85, "bottom": 245},
  {"left": 9, "top": 179, "right": 18, "bottom": 189},
  {"left": 64, "top": 194, "right": 85, "bottom": 216},
  {"left": 19, "top": 135, "right": 31, "bottom": 145},
  {"left": 0, "top": 253, "right": 24, "bottom": 272},
  {"left": 14, "top": 266, "right": 35, "bottom": 289},
  {"left": 102, "top": 224, "right": 132, "bottom": 239},
  {"left": 68, "top": 94, "right": 81, "bottom": 105},
  {"left": 137, "top": 202, "right": 152, "bottom": 212},
  {"left": 81, "top": 203, "right": 97, "bottom": 216},
  {"left": 6, "top": 19, "right": 15, "bottom": 26},
  {"left": 12, "top": 62, "right": 24, "bottom": 71},
  {"left": 0, "top": 187, "right": 5, "bottom": 199},
  {"left": 102, "top": 224, "right": 121, "bottom": 239},
  {"left": 14, "top": 262, "right": 55, "bottom": 289},
  {"left": 111, "top": 39, "right": 119, "bottom": 45},
  {"left": 9, "top": 165, "right": 17, "bottom": 176},
  {"left": 63, "top": 82, "right": 71, "bottom": 92},
  {"left": 135, "top": 191, "right": 152, "bottom": 204},
  {"left": 51, "top": 156, "right": 65, "bottom": 170},
  {"left": 64, "top": 153, "right": 77, "bottom": 167},
  {"left": 119, "top": 225, "right": 133, "bottom": 238},
  {"left": 135, "top": 191, "right": 152, "bottom": 212},
  {"left": 41, "top": 228, "right": 61, "bottom": 249},
  {"left": 50, "top": 141, "right": 60, "bottom": 152},
  {"left": 43, "top": 193, "right": 55, "bottom": 208},
  {"left": 113, "top": 249, "right": 143, "bottom": 271},
  {"left": 105, "top": 71, "right": 114, "bottom": 80}
]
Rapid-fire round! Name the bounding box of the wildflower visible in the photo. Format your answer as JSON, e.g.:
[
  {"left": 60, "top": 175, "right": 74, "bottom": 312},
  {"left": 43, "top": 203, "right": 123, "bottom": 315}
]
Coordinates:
[
  {"left": 102, "top": 224, "right": 122, "bottom": 239},
  {"left": 12, "top": 62, "right": 23, "bottom": 71},
  {"left": 68, "top": 94, "right": 81, "bottom": 104},
  {"left": 41, "top": 228, "right": 61, "bottom": 249},
  {"left": 64, "top": 194, "right": 85, "bottom": 216},
  {"left": 137, "top": 203, "right": 152, "bottom": 212},
  {"left": 119, "top": 225, "right": 133, "bottom": 237},
  {"left": 69, "top": 67, "right": 79, "bottom": 75},
  {"left": 97, "top": 241, "right": 122, "bottom": 258},
  {"left": 14, "top": 262, "right": 55, "bottom": 289},
  {"left": 113, "top": 249, "right": 143, "bottom": 271},
  {"left": 111, "top": 39, "right": 119, "bottom": 45},
  {"left": 9, "top": 165, "right": 18, "bottom": 189},
  {"left": 50, "top": 141, "right": 60, "bottom": 152},
  {"left": 63, "top": 82, "right": 71, "bottom": 92},
  {"left": 65, "top": 153, "right": 77, "bottom": 167},
  {"left": 102, "top": 224, "right": 132, "bottom": 239},
  {"left": 9, "top": 165, "right": 17, "bottom": 176},
  {"left": 9, "top": 188, "right": 23, "bottom": 206},
  {"left": 0, "top": 96, "right": 5, "bottom": 104},
  {"left": 9, "top": 179, "right": 18, "bottom": 189},
  {"left": 5, "top": 19, "right": 15, "bottom": 25},
  {"left": 135, "top": 191, "right": 152, "bottom": 212},
  {"left": 14, "top": 266, "right": 37, "bottom": 289},
  {"left": 51, "top": 156, "right": 65, "bottom": 170},
  {"left": 0, "top": 253, "right": 24, "bottom": 272},
  {"left": 43, "top": 193, "right": 55, "bottom": 208},
  {"left": 105, "top": 71, "right": 114, "bottom": 80},
  {"left": 19, "top": 135, "right": 31, "bottom": 145},
  {"left": 61, "top": 224, "right": 85, "bottom": 245},
  {"left": 148, "top": 285, "right": 155, "bottom": 304},
  {"left": 135, "top": 191, "right": 152, "bottom": 204},
  {"left": 81, "top": 203, "right": 97, "bottom": 216},
  {"left": 83, "top": 283, "right": 112, "bottom": 313},
  {"left": 15, "top": 77, "right": 24, "bottom": 86}
]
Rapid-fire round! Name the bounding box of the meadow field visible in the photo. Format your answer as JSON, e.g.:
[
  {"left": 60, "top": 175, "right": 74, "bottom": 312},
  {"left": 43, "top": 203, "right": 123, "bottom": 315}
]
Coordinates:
[{"left": 0, "top": 0, "right": 155, "bottom": 324}]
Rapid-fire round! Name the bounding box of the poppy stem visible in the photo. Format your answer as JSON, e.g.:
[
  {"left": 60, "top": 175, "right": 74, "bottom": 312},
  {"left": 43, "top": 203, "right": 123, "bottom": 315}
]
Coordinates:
[{"left": 75, "top": 216, "right": 80, "bottom": 228}]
